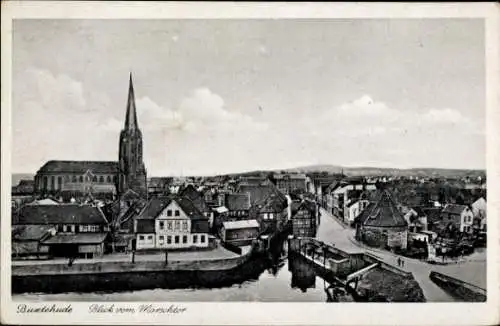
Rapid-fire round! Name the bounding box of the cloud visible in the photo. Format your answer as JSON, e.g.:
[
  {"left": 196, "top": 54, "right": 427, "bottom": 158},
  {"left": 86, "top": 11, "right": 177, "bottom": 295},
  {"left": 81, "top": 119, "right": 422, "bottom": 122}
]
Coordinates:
[{"left": 423, "top": 108, "right": 467, "bottom": 124}]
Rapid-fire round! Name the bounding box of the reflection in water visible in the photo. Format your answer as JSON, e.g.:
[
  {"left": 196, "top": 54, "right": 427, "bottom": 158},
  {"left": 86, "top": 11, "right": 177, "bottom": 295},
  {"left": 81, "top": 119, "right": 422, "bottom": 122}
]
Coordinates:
[
  {"left": 14, "top": 237, "right": 340, "bottom": 302},
  {"left": 289, "top": 255, "right": 316, "bottom": 293}
]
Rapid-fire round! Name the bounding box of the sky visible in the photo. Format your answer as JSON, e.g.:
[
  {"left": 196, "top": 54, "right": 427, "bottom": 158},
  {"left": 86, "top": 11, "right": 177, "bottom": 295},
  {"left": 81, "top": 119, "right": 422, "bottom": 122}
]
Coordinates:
[{"left": 12, "top": 19, "right": 485, "bottom": 176}]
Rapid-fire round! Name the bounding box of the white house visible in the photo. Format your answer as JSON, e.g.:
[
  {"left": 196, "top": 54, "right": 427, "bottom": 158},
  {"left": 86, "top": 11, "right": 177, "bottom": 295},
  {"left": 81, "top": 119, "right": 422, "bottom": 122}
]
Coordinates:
[
  {"left": 345, "top": 199, "right": 370, "bottom": 225},
  {"left": 441, "top": 204, "right": 474, "bottom": 234},
  {"left": 134, "top": 196, "right": 210, "bottom": 250},
  {"left": 471, "top": 197, "right": 486, "bottom": 220}
]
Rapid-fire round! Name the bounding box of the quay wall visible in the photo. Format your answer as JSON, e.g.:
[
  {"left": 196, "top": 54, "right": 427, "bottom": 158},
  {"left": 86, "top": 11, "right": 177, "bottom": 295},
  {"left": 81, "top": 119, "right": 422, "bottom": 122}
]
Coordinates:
[
  {"left": 13, "top": 253, "right": 250, "bottom": 277},
  {"left": 429, "top": 271, "right": 486, "bottom": 302},
  {"left": 12, "top": 250, "right": 261, "bottom": 294}
]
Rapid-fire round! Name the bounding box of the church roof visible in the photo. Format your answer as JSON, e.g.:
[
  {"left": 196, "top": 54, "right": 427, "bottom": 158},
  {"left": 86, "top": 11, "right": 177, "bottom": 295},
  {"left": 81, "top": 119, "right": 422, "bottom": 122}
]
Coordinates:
[
  {"left": 125, "top": 73, "right": 139, "bottom": 130},
  {"left": 37, "top": 160, "right": 118, "bottom": 174}
]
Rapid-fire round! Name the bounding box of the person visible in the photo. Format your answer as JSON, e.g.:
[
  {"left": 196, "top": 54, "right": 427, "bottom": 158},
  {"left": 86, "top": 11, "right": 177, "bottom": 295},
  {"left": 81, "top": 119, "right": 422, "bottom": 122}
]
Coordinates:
[
  {"left": 397, "top": 257, "right": 401, "bottom": 267},
  {"left": 401, "top": 259, "right": 405, "bottom": 267}
]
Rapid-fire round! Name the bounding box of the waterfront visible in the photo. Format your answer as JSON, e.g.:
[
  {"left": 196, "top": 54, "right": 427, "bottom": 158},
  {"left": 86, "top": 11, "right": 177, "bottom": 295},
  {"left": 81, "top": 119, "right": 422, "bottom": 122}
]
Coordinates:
[{"left": 13, "top": 209, "right": 486, "bottom": 302}]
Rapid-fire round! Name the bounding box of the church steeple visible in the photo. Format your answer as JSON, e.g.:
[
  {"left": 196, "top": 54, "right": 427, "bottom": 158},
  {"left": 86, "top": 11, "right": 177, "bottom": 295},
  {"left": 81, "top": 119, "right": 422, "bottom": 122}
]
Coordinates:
[
  {"left": 118, "top": 73, "right": 147, "bottom": 198},
  {"left": 124, "top": 73, "right": 139, "bottom": 130}
]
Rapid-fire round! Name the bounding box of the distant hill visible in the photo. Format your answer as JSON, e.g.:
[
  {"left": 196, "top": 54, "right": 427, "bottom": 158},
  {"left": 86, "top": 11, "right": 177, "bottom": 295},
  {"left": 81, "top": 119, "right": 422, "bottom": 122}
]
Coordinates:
[
  {"left": 282, "top": 164, "right": 485, "bottom": 178},
  {"left": 11, "top": 173, "right": 35, "bottom": 187}
]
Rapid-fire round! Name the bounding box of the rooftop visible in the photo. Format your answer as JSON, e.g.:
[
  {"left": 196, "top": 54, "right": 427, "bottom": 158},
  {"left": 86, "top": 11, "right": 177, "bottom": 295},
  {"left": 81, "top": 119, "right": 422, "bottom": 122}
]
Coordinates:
[{"left": 222, "top": 219, "right": 260, "bottom": 230}]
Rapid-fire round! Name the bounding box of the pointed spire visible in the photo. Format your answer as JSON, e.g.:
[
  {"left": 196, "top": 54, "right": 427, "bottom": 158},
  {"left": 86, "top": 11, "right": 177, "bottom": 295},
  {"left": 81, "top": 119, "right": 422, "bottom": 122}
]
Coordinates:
[{"left": 124, "top": 72, "right": 139, "bottom": 130}]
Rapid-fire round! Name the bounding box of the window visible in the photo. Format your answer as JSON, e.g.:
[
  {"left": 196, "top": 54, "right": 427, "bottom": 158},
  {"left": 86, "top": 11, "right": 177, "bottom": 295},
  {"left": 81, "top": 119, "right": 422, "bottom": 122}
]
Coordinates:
[
  {"left": 147, "top": 235, "right": 153, "bottom": 241},
  {"left": 193, "top": 235, "right": 198, "bottom": 243},
  {"left": 99, "top": 176, "right": 104, "bottom": 183},
  {"left": 159, "top": 221, "right": 164, "bottom": 230},
  {"left": 167, "top": 221, "right": 173, "bottom": 230},
  {"left": 159, "top": 235, "right": 164, "bottom": 243},
  {"left": 167, "top": 210, "right": 172, "bottom": 217},
  {"left": 201, "top": 235, "right": 206, "bottom": 243},
  {"left": 182, "top": 221, "right": 188, "bottom": 231},
  {"left": 269, "top": 213, "right": 274, "bottom": 220},
  {"left": 183, "top": 235, "right": 188, "bottom": 244},
  {"left": 167, "top": 236, "right": 172, "bottom": 244},
  {"left": 72, "top": 176, "right": 77, "bottom": 182},
  {"left": 79, "top": 176, "right": 83, "bottom": 182},
  {"left": 92, "top": 176, "right": 97, "bottom": 182},
  {"left": 175, "top": 221, "right": 180, "bottom": 230},
  {"left": 175, "top": 236, "right": 180, "bottom": 244},
  {"left": 107, "top": 176, "right": 111, "bottom": 183},
  {"left": 139, "top": 235, "right": 145, "bottom": 241},
  {"left": 174, "top": 210, "right": 180, "bottom": 216},
  {"left": 70, "top": 225, "right": 75, "bottom": 233}
]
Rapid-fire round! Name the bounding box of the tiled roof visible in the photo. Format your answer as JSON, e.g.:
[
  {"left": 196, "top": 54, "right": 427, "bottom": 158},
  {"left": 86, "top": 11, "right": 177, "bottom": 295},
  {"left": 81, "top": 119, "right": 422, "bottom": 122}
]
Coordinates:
[
  {"left": 442, "top": 204, "right": 468, "bottom": 215},
  {"left": 179, "top": 184, "right": 210, "bottom": 212},
  {"left": 12, "top": 225, "right": 53, "bottom": 241},
  {"left": 291, "top": 200, "right": 316, "bottom": 217},
  {"left": 37, "top": 160, "right": 118, "bottom": 174},
  {"left": 355, "top": 190, "right": 407, "bottom": 228},
  {"left": 14, "top": 204, "right": 108, "bottom": 225},
  {"left": 41, "top": 233, "right": 108, "bottom": 244},
  {"left": 225, "top": 193, "right": 251, "bottom": 211},
  {"left": 238, "top": 183, "right": 285, "bottom": 206},
  {"left": 136, "top": 195, "right": 207, "bottom": 221}
]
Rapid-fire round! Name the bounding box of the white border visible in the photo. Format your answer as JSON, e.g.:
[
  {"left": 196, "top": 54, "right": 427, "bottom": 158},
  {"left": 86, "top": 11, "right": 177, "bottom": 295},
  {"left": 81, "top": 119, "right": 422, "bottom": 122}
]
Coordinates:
[{"left": 1, "top": 2, "right": 499, "bottom": 325}]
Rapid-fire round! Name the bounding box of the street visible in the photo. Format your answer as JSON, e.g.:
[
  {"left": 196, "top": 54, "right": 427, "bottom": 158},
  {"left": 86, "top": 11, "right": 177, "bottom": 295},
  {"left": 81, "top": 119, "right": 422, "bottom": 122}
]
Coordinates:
[{"left": 316, "top": 208, "right": 487, "bottom": 302}]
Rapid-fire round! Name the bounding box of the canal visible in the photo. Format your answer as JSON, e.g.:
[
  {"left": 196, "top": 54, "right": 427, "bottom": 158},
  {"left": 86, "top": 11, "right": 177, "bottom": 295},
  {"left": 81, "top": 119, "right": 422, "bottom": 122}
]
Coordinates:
[{"left": 14, "top": 242, "right": 336, "bottom": 302}]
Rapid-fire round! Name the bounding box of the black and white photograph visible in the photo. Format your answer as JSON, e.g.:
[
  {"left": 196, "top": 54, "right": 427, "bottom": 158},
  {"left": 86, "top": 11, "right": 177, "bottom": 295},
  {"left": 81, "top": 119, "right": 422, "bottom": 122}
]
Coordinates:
[{"left": 1, "top": 2, "right": 499, "bottom": 326}]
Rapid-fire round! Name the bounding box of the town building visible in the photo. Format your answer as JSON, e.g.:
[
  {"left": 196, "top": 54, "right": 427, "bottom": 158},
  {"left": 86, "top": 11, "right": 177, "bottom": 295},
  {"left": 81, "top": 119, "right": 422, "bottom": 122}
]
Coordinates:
[
  {"left": 290, "top": 199, "right": 318, "bottom": 238},
  {"left": 133, "top": 195, "right": 210, "bottom": 250},
  {"left": 273, "top": 173, "right": 308, "bottom": 194},
  {"left": 402, "top": 207, "right": 428, "bottom": 233},
  {"left": 345, "top": 197, "right": 371, "bottom": 226},
  {"left": 326, "top": 180, "right": 377, "bottom": 223},
  {"left": 13, "top": 204, "right": 110, "bottom": 259},
  {"left": 221, "top": 219, "right": 260, "bottom": 247},
  {"left": 354, "top": 190, "right": 408, "bottom": 250},
  {"left": 225, "top": 193, "right": 251, "bottom": 219},
  {"left": 147, "top": 177, "right": 173, "bottom": 195},
  {"left": 33, "top": 74, "right": 147, "bottom": 199},
  {"left": 440, "top": 204, "right": 474, "bottom": 234}
]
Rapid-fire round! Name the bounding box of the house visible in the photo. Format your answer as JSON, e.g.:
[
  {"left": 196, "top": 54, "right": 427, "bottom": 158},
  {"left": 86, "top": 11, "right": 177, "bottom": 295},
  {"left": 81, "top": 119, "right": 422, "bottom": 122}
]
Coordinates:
[
  {"left": 471, "top": 197, "right": 486, "bottom": 220},
  {"left": 179, "top": 184, "right": 214, "bottom": 225},
  {"left": 225, "top": 193, "right": 251, "bottom": 219},
  {"left": 251, "top": 192, "right": 289, "bottom": 234},
  {"left": 13, "top": 204, "right": 110, "bottom": 259},
  {"left": 290, "top": 200, "right": 318, "bottom": 238},
  {"left": 329, "top": 181, "right": 377, "bottom": 222},
  {"left": 440, "top": 204, "right": 474, "bottom": 234},
  {"left": 12, "top": 179, "right": 35, "bottom": 196},
  {"left": 345, "top": 197, "right": 371, "bottom": 226},
  {"left": 133, "top": 195, "right": 210, "bottom": 250},
  {"left": 221, "top": 219, "right": 260, "bottom": 246},
  {"left": 402, "top": 207, "right": 428, "bottom": 233},
  {"left": 354, "top": 190, "right": 408, "bottom": 250},
  {"left": 12, "top": 225, "right": 54, "bottom": 259}
]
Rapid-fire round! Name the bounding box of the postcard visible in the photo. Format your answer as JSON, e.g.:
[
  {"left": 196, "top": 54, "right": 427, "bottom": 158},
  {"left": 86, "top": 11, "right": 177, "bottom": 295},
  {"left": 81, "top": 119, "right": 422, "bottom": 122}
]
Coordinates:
[{"left": 1, "top": 2, "right": 499, "bottom": 325}]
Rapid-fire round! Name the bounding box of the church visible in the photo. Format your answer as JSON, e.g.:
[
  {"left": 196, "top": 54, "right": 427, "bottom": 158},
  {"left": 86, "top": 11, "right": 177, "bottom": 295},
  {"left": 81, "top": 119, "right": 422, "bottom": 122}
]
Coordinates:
[{"left": 34, "top": 74, "right": 147, "bottom": 200}]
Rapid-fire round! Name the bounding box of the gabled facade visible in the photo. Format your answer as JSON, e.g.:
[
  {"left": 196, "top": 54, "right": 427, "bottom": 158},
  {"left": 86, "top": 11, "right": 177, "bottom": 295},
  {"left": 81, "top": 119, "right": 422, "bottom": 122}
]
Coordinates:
[
  {"left": 441, "top": 204, "right": 474, "bottom": 234},
  {"left": 290, "top": 200, "right": 318, "bottom": 238},
  {"left": 134, "top": 196, "right": 210, "bottom": 250}
]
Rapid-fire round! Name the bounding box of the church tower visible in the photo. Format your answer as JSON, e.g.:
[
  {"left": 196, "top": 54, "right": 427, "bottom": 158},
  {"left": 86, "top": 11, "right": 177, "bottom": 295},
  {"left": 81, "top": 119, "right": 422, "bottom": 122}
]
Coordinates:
[{"left": 118, "top": 73, "right": 147, "bottom": 198}]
